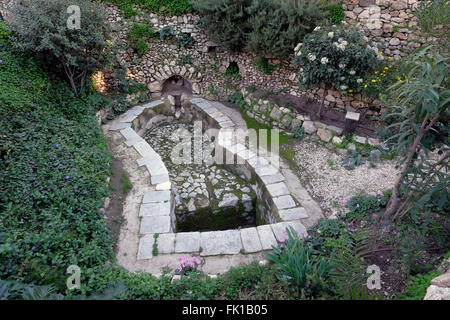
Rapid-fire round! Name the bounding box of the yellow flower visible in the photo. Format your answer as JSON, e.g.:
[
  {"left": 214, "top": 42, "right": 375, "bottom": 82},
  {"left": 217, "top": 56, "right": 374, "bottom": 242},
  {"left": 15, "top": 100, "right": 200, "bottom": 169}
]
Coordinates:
[
  {"left": 348, "top": 89, "right": 353, "bottom": 93},
  {"left": 372, "top": 79, "right": 377, "bottom": 83},
  {"left": 364, "top": 84, "right": 368, "bottom": 88},
  {"left": 384, "top": 67, "right": 389, "bottom": 70},
  {"left": 388, "top": 57, "right": 392, "bottom": 60},
  {"left": 374, "top": 71, "right": 378, "bottom": 74}
]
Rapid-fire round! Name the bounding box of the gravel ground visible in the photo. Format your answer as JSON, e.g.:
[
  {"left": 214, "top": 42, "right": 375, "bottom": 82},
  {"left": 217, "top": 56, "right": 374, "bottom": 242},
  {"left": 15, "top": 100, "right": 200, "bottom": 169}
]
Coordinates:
[{"left": 292, "top": 137, "right": 400, "bottom": 218}]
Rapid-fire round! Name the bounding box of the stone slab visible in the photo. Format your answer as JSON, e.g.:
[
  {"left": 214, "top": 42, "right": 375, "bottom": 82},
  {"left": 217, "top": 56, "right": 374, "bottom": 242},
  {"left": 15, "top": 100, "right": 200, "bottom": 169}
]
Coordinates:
[
  {"left": 119, "top": 113, "right": 138, "bottom": 123},
  {"left": 255, "top": 165, "right": 279, "bottom": 177},
  {"left": 143, "top": 190, "right": 171, "bottom": 203},
  {"left": 139, "top": 201, "right": 171, "bottom": 217},
  {"left": 156, "top": 181, "right": 171, "bottom": 191},
  {"left": 151, "top": 173, "right": 170, "bottom": 185},
  {"left": 240, "top": 228, "right": 263, "bottom": 253},
  {"left": 109, "top": 122, "right": 131, "bottom": 131},
  {"left": 279, "top": 207, "right": 309, "bottom": 221},
  {"left": 175, "top": 232, "right": 201, "bottom": 253},
  {"left": 143, "top": 100, "right": 164, "bottom": 109},
  {"left": 155, "top": 233, "right": 175, "bottom": 254},
  {"left": 125, "top": 138, "right": 144, "bottom": 147},
  {"left": 199, "top": 230, "right": 243, "bottom": 256},
  {"left": 266, "top": 182, "right": 290, "bottom": 197},
  {"left": 248, "top": 157, "right": 269, "bottom": 169},
  {"left": 137, "top": 235, "right": 155, "bottom": 260},
  {"left": 140, "top": 216, "right": 171, "bottom": 234},
  {"left": 273, "top": 195, "right": 296, "bottom": 210},
  {"left": 260, "top": 173, "right": 286, "bottom": 185},
  {"left": 120, "top": 127, "right": 141, "bottom": 141},
  {"left": 345, "top": 111, "right": 360, "bottom": 121},
  {"left": 218, "top": 120, "right": 235, "bottom": 128},
  {"left": 271, "top": 221, "right": 307, "bottom": 242},
  {"left": 256, "top": 225, "right": 278, "bottom": 250},
  {"left": 133, "top": 141, "right": 158, "bottom": 158}
]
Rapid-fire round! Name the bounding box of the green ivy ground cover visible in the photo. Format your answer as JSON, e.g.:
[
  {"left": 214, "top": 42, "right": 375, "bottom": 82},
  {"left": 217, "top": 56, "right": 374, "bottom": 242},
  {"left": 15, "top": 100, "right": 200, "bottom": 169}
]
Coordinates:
[{"left": 0, "top": 35, "right": 114, "bottom": 292}]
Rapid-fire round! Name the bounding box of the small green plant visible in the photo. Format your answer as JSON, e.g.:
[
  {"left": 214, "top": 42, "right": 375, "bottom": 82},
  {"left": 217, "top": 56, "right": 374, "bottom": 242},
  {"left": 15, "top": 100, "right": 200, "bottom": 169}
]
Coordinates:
[
  {"left": 323, "top": 1, "right": 346, "bottom": 24},
  {"left": 106, "top": 0, "right": 194, "bottom": 17},
  {"left": 152, "top": 234, "right": 159, "bottom": 256},
  {"left": 120, "top": 172, "right": 132, "bottom": 194},
  {"left": 128, "top": 23, "right": 154, "bottom": 44},
  {"left": 247, "top": 85, "right": 257, "bottom": 93},
  {"left": 225, "top": 62, "right": 241, "bottom": 79},
  {"left": 342, "top": 150, "right": 362, "bottom": 170},
  {"left": 177, "top": 33, "right": 195, "bottom": 47},
  {"left": 0, "top": 21, "right": 11, "bottom": 41},
  {"left": 255, "top": 57, "right": 276, "bottom": 75},
  {"left": 207, "top": 84, "right": 218, "bottom": 96},
  {"left": 128, "top": 23, "right": 155, "bottom": 55},
  {"left": 159, "top": 27, "right": 174, "bottom": 40},
  {"left": 180, "top": 54, "right": 192, "bottom": 64},
  {"left": 265, "top": 227, "right": 330, "bottom": 299},
  {"left": 397, "top": 270, "right": 443, "bottom": 300},
  {"left": 344, "top": 194, "right": 389, "bottom": 221},
  {"left": 291, "top": 122, "right": 306, "bottom": 139}
]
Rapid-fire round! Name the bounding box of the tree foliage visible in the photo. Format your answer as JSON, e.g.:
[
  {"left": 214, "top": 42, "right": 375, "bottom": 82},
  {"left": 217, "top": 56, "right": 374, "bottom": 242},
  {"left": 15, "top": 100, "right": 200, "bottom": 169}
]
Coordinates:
[
  {"left": 193, "top": 0, "right": 325, "bottom": 57},
  {"left": 383, "top": 47, "right": 449, "bottom": 219},
  {"left": 192, "top": 0, "right": 252, "bottom": 52},
  {"left": 7, "top": 0, "right": 112, "bottom": 95},
  {"left": 246, "top": 0, "right": 326, "bottom": 58}
]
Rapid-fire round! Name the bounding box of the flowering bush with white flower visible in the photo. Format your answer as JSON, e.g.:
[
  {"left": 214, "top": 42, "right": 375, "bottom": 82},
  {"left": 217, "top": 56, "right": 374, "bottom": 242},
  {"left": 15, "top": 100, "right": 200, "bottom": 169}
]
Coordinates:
[{"left": 293, "top": 24, "right": 382, "bottom": 99}]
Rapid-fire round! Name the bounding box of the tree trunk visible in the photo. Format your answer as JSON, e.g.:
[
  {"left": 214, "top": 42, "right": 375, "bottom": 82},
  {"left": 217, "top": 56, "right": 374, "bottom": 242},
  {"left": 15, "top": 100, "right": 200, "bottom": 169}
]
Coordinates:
[
  {"left": 385, "top": 112, "right": 441, "bottom": 217},
  {"left": 318, "top": 87, "right": 326, "bottom": 119}
]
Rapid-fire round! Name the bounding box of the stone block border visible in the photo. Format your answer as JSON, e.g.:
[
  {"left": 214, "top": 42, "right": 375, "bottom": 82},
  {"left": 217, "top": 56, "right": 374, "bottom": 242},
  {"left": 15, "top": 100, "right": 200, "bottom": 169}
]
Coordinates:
[{"left": 108, "top": 98, "right": 315, "bottom": 260}]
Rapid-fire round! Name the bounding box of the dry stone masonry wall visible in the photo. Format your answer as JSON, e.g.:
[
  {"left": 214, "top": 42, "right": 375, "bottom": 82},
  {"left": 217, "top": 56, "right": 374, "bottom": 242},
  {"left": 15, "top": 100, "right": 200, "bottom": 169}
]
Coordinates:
[{"left": 97, "top": 0, "right": 430, "bottom": 116}]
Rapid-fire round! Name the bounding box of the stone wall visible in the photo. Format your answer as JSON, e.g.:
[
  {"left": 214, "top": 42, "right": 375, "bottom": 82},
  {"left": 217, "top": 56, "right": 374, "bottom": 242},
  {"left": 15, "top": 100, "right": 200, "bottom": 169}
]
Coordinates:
[
  {"left": 103, "top": 0, "right": 427, "bottom": 115},
  {"left": 0, "top": 0, "right": 430, "bottom": 115}
]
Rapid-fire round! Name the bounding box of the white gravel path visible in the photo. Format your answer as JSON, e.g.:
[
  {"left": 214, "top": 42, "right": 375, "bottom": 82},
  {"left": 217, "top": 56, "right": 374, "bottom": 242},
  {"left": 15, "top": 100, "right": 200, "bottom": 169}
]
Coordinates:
[{"left": 292, "top": 138, "right": 400, "bottom": 217}]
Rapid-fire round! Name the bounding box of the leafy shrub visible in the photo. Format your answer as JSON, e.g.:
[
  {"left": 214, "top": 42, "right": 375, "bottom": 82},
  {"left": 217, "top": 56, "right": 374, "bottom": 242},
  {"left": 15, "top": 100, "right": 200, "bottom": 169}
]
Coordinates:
[
  {"left": 265, "top": 227, "right": 330, "bottom": 299},
  {"left": 382, "top": 47, "right": 449, "bottom": 219},
  {"left": 246, "top": 0, "right": 326, "bottom": 58},
  {"left": 194, "top": 0, "right": 325, "bottom": 57},
  {"left": 398, "top": 271, "right": 443, "bottom": 300},
  {"left": 128, "top": 23, "right": 154, "bottom": 55},
  {"left": 254, "top": 57, "right": 276, "bottom": 75},
  {"left": 0, "top": 21, "right": 10, "bottom": 41},
  {"left": 323, "top": 1, "right": 346, "bottom": 24},
  {"left": 8, "top": 0, "right": 112, "bottom": 95},
  {"left": 192, "top": 0, "right": 252, "bottom": 52},
  {"left": 106, "top": 0, "right": 194, "bottom": 17},
  {"left": 345, "top": 194, "right": 389, "bottom": 220},
  {"left": 359, "top": 59, "right": 407, "bottom": 100},
  {"left": 294, "top": 24, "right": 381, "bottom": 116},
  {"left": 414, "top": 0, "right": 450, "bottom": 49},
  {"left": 291, "top": 122, "right": 306, "bottom": 139}
]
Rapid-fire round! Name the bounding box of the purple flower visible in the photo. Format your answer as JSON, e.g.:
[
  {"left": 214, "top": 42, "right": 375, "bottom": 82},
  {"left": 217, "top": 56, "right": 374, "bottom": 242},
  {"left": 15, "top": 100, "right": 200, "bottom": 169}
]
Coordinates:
[
  {"left": 65, "top": 175, "right": 70, "bottom": 179},
  {"left": 55, "top": 143, "right": 59, "bottom": 148},
  {"left": 0, "top": 59, "right": 3, "bottom": 63}
]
